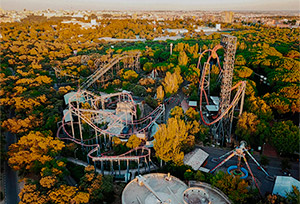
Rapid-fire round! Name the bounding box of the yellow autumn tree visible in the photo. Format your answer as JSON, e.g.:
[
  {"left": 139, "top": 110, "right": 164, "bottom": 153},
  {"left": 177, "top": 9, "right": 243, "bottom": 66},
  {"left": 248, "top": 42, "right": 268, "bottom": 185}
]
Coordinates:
[
  {"left": 162, "top": 67, "right": 183, "bottom": 94},
  {"left": 122, "top": 70, "right": 138, "bottom": 80},
  {"left": 126, "top": 134, "right": 141, "bottom": 149},
  {"left": 170, "top": 106, "right": 184, "bottom": 118},
  {"left": 49, "top": 185, "right": 89, "bottom": 204},
  {"left": 8, "top": 131, "right": 65, "bottom": 171},
  {"left": 185, "top": 107, "right": 199, "bottom": 121},
  {"left": 19, "top": 183, "right": 49, "bottom": 204},
  {"left": 178, "top": 51, "right": 188, "bottom": 66},
  {"left": 156, "top": 85, "right": 164, "bottom": 102},
  {"left": 154, "top": 117, "right": 189, "bottom": 165}
]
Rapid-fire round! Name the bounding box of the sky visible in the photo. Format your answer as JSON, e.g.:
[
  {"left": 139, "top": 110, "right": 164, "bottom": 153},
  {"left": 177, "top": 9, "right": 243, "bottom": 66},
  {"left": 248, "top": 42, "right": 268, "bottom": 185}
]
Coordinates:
[{"left": 1, "top": 0, "right": 299, "bottom": 11}]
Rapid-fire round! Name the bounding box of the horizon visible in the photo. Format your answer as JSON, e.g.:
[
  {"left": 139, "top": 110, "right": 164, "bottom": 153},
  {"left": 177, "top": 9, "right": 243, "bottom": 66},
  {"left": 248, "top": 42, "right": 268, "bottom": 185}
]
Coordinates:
[{"left": 1, "top": 0, "right": 299, "bottom": 11}]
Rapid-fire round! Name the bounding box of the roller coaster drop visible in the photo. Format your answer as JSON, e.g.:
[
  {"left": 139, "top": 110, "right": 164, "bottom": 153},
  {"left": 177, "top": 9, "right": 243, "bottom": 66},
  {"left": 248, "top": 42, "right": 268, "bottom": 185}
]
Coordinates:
[{"left": 198, "top": 35, "right": 246, "bottom": 144}]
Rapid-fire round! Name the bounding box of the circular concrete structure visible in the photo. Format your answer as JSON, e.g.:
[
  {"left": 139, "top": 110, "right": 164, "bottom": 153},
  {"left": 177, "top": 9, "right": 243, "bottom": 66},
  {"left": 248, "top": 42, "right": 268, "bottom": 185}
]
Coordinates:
[
  {"left": 183, "top": 187, "right": 210, "bottom": 204},
  {"left": 122, "top": 173, "right": 232, "bottom": 204},
  {"left": 122, "top": 173, "right": 188, "bottom": 204}
]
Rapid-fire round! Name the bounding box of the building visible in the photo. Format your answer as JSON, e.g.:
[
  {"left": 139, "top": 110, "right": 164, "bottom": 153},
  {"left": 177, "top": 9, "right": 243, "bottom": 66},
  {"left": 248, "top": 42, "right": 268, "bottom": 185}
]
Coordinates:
[
  {"left": 223, "top": 11, "right": 234, "bottom": 24},
  {"left": 272, "top": 176, "right": 300, "bottom": 197}
]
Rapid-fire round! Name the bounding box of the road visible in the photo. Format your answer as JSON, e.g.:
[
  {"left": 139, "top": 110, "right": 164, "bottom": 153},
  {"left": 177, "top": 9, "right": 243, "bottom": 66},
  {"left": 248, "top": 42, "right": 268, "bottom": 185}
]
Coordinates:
[
  {"left": 164, "top": 81, "right": 188, "bottom": 121},
  {"left": 3, "top": 68, "right": 19, "bottom": 204},
  {"left": 4, "top": 126, "right": 19, "bottom": 204},
  {"left": 200, "top": 146, "right": 299, "bottom": 196}
]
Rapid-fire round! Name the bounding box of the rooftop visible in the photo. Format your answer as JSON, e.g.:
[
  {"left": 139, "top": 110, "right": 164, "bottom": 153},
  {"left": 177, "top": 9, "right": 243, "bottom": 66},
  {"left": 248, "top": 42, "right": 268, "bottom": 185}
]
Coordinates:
[
  {"left": 272, "top": 176, "right": 300, "bottom": 197},
  {"left": 183, "top": 148, "right": 209, "bottom": 171}
]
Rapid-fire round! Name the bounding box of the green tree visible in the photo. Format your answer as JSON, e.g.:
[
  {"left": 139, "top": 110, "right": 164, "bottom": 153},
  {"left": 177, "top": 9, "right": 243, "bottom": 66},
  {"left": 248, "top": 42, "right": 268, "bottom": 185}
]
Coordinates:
[
  {"left": 143, "top": 62, "right": 153, "bottom": 72},
  {"left": 271, "top": 121, "right": 300, "bottom": 155},
  {"left": 210, "top": 171, "right": 250, "bottom": 203},
  {"left": 79, "top": 165, "right": 113, "bottom": 203}
]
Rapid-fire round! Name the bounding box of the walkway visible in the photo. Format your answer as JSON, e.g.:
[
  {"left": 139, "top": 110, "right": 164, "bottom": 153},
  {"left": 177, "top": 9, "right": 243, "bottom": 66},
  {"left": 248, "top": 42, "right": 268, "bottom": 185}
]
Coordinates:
[{"left": 66, "top": 157, "right": 158, "bottom": 180}]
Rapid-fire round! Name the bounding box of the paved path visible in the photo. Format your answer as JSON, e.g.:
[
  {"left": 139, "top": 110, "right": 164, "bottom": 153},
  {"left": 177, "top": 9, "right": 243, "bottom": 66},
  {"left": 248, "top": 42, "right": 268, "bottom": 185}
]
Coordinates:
[{"left": 66, "top": 157, "right": 158, "bottom": 181}]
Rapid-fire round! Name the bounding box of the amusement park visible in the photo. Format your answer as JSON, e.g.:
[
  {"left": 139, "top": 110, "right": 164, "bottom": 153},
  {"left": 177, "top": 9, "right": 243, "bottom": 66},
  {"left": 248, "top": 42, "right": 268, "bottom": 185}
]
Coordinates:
[
  {"left": 52, "top": 34, "right": 299, "bottom": 204},
  {"left": 2, "top": 6, "right": 300, "bottom": 204}
]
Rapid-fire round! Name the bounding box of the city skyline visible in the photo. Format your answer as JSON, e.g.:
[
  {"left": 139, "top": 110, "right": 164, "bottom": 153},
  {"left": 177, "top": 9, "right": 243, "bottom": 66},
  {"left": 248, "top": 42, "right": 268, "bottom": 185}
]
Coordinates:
[{"left": 1, "top": 0, "right": 299, "bottom": 11}]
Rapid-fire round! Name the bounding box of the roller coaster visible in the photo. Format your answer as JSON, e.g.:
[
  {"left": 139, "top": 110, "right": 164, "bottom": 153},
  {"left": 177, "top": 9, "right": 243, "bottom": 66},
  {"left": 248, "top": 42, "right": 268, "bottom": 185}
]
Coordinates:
[
  {"left": 55, "top": 51, "right": 161, "bottom": 178},
  {"left": 198, "top": 35, "right": 246, "bottom": 144},
  {"left": 53, "top": 50, "right": 140, "bottom": 89},
  {"left": 81, "top": 51, "right": 141, "bottom": 89},
  {"left": 57, "top": 90, "right": 164, "bottom": 177}
]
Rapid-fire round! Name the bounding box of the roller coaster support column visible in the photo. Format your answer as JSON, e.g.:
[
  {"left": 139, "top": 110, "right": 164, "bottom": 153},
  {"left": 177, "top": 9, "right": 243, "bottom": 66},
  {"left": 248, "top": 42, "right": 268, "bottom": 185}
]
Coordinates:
[
  {"left": 110, "top": 160, "right": 114, "bottom": 175},
  {"left": 76, "top": 98, "right": 83, "bottom": 145},
  {"left": 69, "top": 108, "right": 75, "bottom": 138},
  {"left": 101, "top": 161, "right": 104, "bottom": 175},
  {"left": 118, "top": 160, "right": 121, "bottom": 175},
  {"left": 95, "top": 130, "right": 98, "bottom": 144},
  {"left": 137, "top": 159, "right": 140, "bottom": 175},
  {"left": 126, "top": 160, "right": 130, "bottom": 182},
  {"left": 148, "top": 154, "right": 151, "bottom": 172}
]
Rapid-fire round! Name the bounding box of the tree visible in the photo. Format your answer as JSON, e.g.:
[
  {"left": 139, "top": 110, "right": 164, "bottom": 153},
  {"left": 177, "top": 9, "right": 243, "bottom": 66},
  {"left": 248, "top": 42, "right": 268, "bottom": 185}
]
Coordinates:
[
  {"left": 122, "top": 70, "right": 138, "bottom": 81},
  {"left": 154, "top": 117, "right": 189, "bottom": 165},
  {"left": 210, "top": 171, "right": 250, "bottom": 203},
  {"left": 234, "top": 66, "right": 253, "bottom": 78},
  {"left": 235, "top": 112, "right": 260, "bottom": 144},
  {"left": 170, "top": 106, "right": 184, "bottom": 118},
  {"left": 48, "top": 185, "right": 89, "bottom": 204},
  {"left": 185, "top": 107, "right": 200, "bottom": 121},
  {"left": 162, "top": 67, "right": 183, "bottom": 95},
  {"left": 19, "top": 183, "right": 49, "bottom": 204},
  {"left": 178, "top": 51, "right": 188, "bottom": 66},
  {"left": 8, "top": 131, "right": 65, "bottom": 172},
  {"left": 156, "top": 85, "right": 164, "bottom": 102},
  {"left": 143, "top": 62, "right": 153, "bottom": 72},
  {"left": 79, "top": 165, "right": 113, "bottom": 203},
  {"left": 126, "top": 134, "right": 141, "bottom": 149},
  {"left": 271, "top": 121, "right": 300, "bottom": 155},
  {"left": 286, "top": 185, "right": 300, "bottom": 204}
]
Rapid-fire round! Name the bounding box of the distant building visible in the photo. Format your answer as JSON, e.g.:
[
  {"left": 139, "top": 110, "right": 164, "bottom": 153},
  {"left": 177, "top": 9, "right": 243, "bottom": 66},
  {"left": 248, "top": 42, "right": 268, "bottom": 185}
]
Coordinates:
[
  {"left": 166, "top": 28, "right": 188, "bottom": 34},
  {"left": 223, "top": 11, "right": 234, "bottom": 24},
  {"left": 216, "top": 24, "right": 221, "bottom": 30},
  {"left": 90, "top": 19, "right": 97, "bottom": 26}
]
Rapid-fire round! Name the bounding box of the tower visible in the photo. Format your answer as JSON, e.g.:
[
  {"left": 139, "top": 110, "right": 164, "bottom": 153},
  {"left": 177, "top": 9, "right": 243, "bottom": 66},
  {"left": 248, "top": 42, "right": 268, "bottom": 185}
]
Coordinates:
[{"left": 218, "top": 34, "right": 237, "bottom": 143}]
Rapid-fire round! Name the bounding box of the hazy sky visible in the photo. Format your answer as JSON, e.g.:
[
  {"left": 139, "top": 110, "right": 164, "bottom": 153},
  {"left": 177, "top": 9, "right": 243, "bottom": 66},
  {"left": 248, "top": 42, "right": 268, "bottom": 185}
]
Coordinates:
[{"left": 1, "top": 0, "right": 299, "bottom": 11}]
